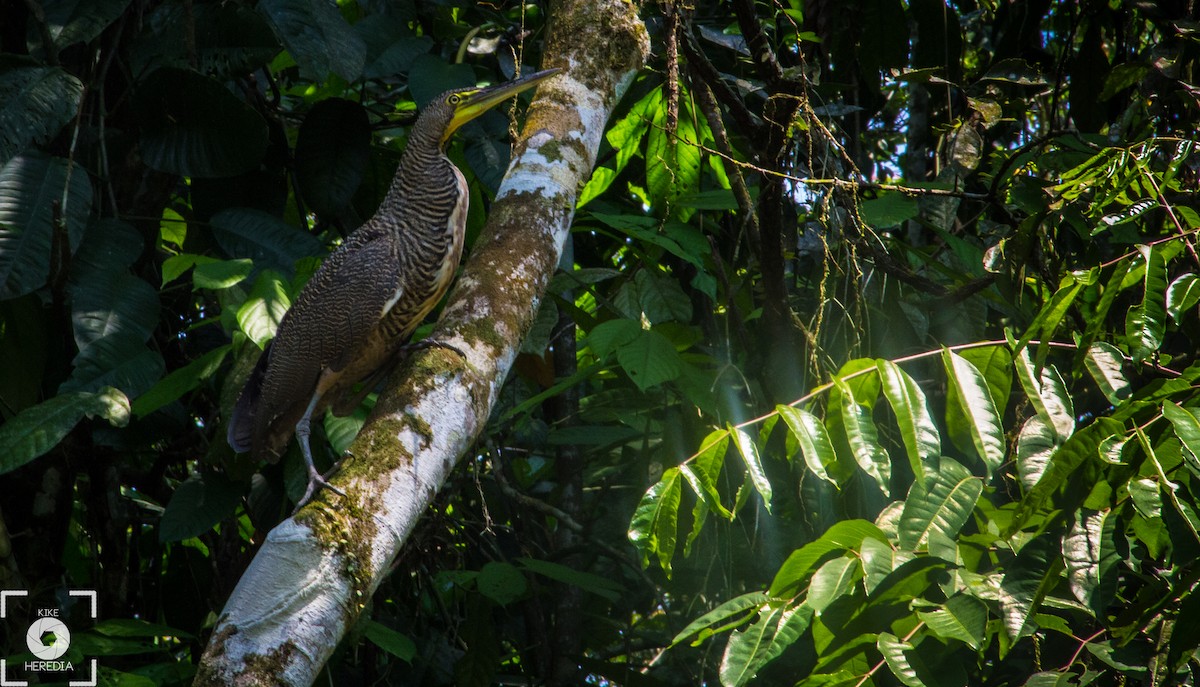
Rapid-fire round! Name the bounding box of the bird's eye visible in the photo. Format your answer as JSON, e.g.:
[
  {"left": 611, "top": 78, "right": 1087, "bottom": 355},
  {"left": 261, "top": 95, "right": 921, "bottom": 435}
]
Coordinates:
[{"left": 447, "top": 94, "right": 461, "bottom": 105}]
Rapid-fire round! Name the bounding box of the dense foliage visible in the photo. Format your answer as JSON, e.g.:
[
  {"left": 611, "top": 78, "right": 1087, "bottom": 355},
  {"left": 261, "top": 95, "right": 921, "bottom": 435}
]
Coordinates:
[{"left": 1, "top": 0, "right": 1199, "bottom": 685}]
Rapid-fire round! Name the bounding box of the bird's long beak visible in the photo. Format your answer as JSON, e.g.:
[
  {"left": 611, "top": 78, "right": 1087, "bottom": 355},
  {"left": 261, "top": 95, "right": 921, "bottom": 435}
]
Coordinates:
[{"left": 445, "top": 67, "right": 562, "bottom": 137}]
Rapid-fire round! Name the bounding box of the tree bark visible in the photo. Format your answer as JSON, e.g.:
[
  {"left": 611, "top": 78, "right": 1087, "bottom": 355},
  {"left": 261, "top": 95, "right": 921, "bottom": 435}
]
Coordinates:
[{"left": 194, "top": 2, "right": 649, "bottom": 685}]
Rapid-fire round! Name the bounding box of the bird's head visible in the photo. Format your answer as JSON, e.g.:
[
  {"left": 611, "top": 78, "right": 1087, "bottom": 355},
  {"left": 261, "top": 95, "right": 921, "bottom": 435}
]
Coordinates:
[{"left": 429, "top": 67, "right": 562, "bottom": 145}]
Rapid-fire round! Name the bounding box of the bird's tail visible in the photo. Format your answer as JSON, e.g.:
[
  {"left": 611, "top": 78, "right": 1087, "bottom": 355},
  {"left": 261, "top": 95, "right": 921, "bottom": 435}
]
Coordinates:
[{"left": 227, "top": 341, "right": 271, "bottom": 453}]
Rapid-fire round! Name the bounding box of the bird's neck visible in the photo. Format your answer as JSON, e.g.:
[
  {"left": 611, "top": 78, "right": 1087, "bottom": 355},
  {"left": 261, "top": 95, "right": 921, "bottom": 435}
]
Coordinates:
[{"left": 379, "top": 122, "right": 457, "bottom": 217}]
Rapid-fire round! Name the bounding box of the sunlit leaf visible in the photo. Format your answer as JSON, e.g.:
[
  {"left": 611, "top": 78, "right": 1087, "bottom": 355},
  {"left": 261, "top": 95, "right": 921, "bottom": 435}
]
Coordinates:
[
  {"left": 1167, "top": 273, "right": 1200, "bottom": 323},
  {"left": 1064, "top": 509, "right": 1119, "bottom": 617},
  {"left": 730, "top": 425, "right": 772, "bottom": 511},
  {"left": 1084, "top": 343, "right": 1131, "bottom": 404},
  {"left": 0, "top": 387, "right": 129, "bottom": 475},
  {"left": 898, "top": 457, "right": 981, "bottom": 550},
  {"left": 777, "top": 405, "right": 840, "bottom": 486},
  {"left": 769, "top": 520, "right": 887, "bottom": 598},
  {"left": 876, "top": 360, "right": 940, "bottom": 483},
  {"left": 835, "top": 378, "right": 890, "bottom": 495},
  {"left": 672, "top": 592, "right": 771, "bottom": 647},
  {"left": 942, "top": 349, "right": 1005, "bottom": 476},
  {"left": 877, "top": 633, "right": 921, "bottom": 687},
  {"left": 236, "top": 269, "right": 291, "bottom": 348},
  {"left": 917, "top": 594, "right": 987, "bottom": 649},
  {"left": 628, "top": 467, "right": 682, "bottom": 575},
  {"left": 999, "top": 535, "right": 1061, "bottom": 639},
  {"left": 719, "top": 602, "right": 812, "bottom": 687},
  {"left": 1126, "top": 244, "right": 1167, "bottom": 362}
]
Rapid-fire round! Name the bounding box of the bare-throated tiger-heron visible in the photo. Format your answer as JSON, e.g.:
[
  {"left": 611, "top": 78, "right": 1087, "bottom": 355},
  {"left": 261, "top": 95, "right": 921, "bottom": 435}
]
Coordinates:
[{"left": 227, "top": 67, "right": 561, "bottom": 509}]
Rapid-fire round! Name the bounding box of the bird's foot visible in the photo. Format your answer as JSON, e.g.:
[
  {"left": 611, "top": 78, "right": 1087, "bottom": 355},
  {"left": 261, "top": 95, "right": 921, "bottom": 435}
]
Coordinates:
[
  {"left": 292, "top": 462, "right": 346, "bottom": 515},
  {"left": 403, "top": 338, "right": 467, "bottom": 359}
]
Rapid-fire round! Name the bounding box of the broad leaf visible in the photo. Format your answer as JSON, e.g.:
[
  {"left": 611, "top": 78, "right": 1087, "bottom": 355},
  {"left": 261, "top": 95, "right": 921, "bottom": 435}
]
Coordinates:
[
  {"left": 628, "top": 467, "right": 682, "bottom": 575},
  {"left": 806, "top": 556, "right": 859, "bottom": 613},
  {"left": 1064, "top": 509, "right": 1119, "bottom": 617},
  {"left": 1166, "top": 273, "right": 1200, "bottom": 323},
  {"left": 135, "top": 68, "right": 268, "bottom": 178},
  {"left": 236, "top": 269, "right": 291, "bottom": 348},
  {"left": 835, "top": 378, "right": 891, "bottom": 495},
  {"left": 132, "top": 345, "right": 232, "bottom": 418},
  {"left": 209, "top": 208, "right": 324, "bottom": 274},
  {"left": 730, "top": 425, "right": 772, "bottom": 510},
  {"left": 719, "top": 602, "right": 812, "bottom": 687},
  {"left": 769, "top": 520, "right": 887, "bottom": 598},
  {"left": 258, "top": 0, "right": 366, "bottom": 82},
  {"left": 0, "top": 153, "right": 92, "bottom": 298},
  {"left": 158, "top": 472, "right": 243, "bottom": 543},
  {"left": 0, "top": 387, "right": 129, "bottom": 474},
  {"left": 898, "top": 457, "right": 981, "bottom": 550},
  {"left": 876, "top": 359, "right": 940, "bottom": 483},
  {"left": 0, "top": 65, "right": 84, "bottom": 164},
  {"left": 917, "top": 594, "right": 987, "bottom": 650},
  {"left": 672, "top": 592, "right": 771, "bottom": 647},
  {"left": 777, "top": 405, "right": 840, "bottom": 485},
  {"left": 999, "top": 535, "right": 1062, "bottom": 639},
  {"left": 942, "top": 349, "right": 1005, "bottom": 476},
  {"left": 1084, "top": 342, "right": 1130, "bottom": 404}
]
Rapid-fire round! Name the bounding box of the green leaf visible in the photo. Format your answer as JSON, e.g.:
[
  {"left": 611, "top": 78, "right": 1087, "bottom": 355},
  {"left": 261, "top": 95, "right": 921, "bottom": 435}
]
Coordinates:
[
  {"left": 476, "top": 562, "right": 527, "bottom": 606},
  {"left": 39, "top": 0, "right": 131, "bottom": 49},
  {"left": 364, "top": 621, "right": 415, "bottom": 663},
  {"left": 1013, "top": 418, "right": 1125, "bottom": 530},
  {"left": 719, "top": 602, "right": 812, "bottom": 687},
  {"left": 1064, "top": 509, "right": 1119, "bottom": 617},
  {"left": 777, "top": 405, "right": 840, "bottom": 485},
  {"left": 898, "top": 457, "right": 981, "bottom": 550},
  {"left": 942, "top": 348, "right": 1005, "bottom": 476},
  {"left": 860, "top": 193, "right": 919, "bottom": 228},
  {"left": 0, "top": 153, "right": 93, "bottom": 298},
  {"left": 1084, "top": 342, "right": 1131, "bottom": 404},
  {"left": 876, "top": 360, "right": 940, "bottom": 483},
  {"left": 209, "top": 208, "right": 324, "bottom": 274},
  {"left": 616, "top": 328, "right": 683, "bottom": 391},
  {"left": 859, "top": 537, "right": 914, "bottom": 595},
  {"left": 917, "top": 594, "right": 987, "bottom": 649},
  {"left": 1016, "top": 414, "right": 1061, "bottom": 490},
  {"left": 132, "top": 345, "right": 232, "bottom": 418},
  {"left": 134, "top": 68, "right": 268, "bottom": 178},
  {"left": 769, "top": 520, "right": 887, "bottom": 598},
  {"left": 672, "top": 591, "right": 771, "bottom": 647},
  {"left": 59, "top": 334, "right": 164, "bottom": 399},
  {"left": 1014, "top": 279, "right": 1084, "bottom": 355},
  {"left": 193, "top": 258, "right": 254, "bottom": 290},
  {"left": 236, "top": 269, "right": 291, "bottom": 348},
  {"left": 877, "top": 633, "right": 921, "bottom": 687},
  {"left": 158, "top": 472, "right": 243, "bottom": 542},
  {"left": 807, "top": 556, "right": 860, "bottom": 613},
  {"left": 836, "top": 382, "right": 891, "bottom": 495},
  {"left": 616, "top": 269, "right": 693, "bottom": 324},
  {"left": 1013, "top": 349, "right": 1074, "bottom": 439},
  {"left": 1167, "top": 273, "right": 1200, "bottom": 323},
  {"left": 628, "top": 467, "right": 682, "bottom": 575},
  {"left": 514, "top": 558, "right": 624, "bottom": 602},
  {"left": 406, "top": 54, "right": 475, "bottom": 109},
  {"left": 999, "top": 535, "right": 1062, "bottom": 639},
  {"left": 0, "top": 65, "right": 84, "bottom": 164},
  {"left": 1165, "top": 401, "right": 1200, "bottom": 466},
  {"left": 258, "top": 0, "right": 366, "bottom": 82},
  {"left": 295, "top": 98, "right": 371, "bottom": 217},
  {"left": 1126, "top": 244, "right": 1167, "bottom": 361},
  {"left": 646, "top": 96, "right": 701, "bottom": 220},
  {"left": 68, "top": 270, "right": 160, "bottom": 352},
  {"left": 0, "top": 387, "right": 129, "bottom": 474},
  {"left": 730, "top": 425, "right": 772, "bottom": 511}
]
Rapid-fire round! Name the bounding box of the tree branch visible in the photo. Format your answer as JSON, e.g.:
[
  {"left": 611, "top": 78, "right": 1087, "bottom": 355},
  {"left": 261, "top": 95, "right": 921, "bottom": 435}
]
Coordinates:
[{"left": 194, "top": 2, "right": 649, "bottom": 684}]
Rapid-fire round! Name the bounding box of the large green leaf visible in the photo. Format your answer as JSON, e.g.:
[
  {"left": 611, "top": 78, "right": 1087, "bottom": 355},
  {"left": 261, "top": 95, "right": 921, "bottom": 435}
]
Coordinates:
[
  {"left": 769, "top": 520, "right": 888, "bottom": 598},
  {"left": 834, "top": 378, "right": 891, "bottom": 495},
  {"left": 614, "top": 269, "right": 693, "bottom": 324},
  {"left": 1166, "top": 273, "right": 1200, "bottom": 323},
  {"left": 680, "top": 429, "right": 732, "bottom": 519},
  {"left": 0, "top": 387, "right": 129, "bottom": 474},
  {"left": 39, "top": 0, "right": 131, "bottom": 49},
  {"left": 616, "top": 328, "right": 683, "bottom": 391},
  {"left": 356, "top": 14, "right": 431, "bottom": 80},
  {"left": 68, "top": 269, "right": 159, "bottom": 352},
  {"left": 295, "top": 98, "right": 371, "bottom": 217},
  {"left": 258, "top": 0, "right": 366, "bottom": 82},
  {"left": 578, "top": 87, "right": 658, "bottom": 207},
  {"left": 628, "top": 467, "right": 682, "bottom": 575},
  {"left": 364, "top": 621, "right": 415, "bottom": 663},
  {"left": 999, "top": 534, "right": 1062, "bottom": 639},
  {"left": 0, "top": 64, "right": 84, "bottom": 164},
  {"left": 877, "top": 633, "right": 921, "bottom": 687},
  {"left": 132, "top": 345, "right": 232, "bottom": 418},
  {"left": 942, "top": 349, "right": 1005, "bottom": 476},
  {"left": 132, "top": 3, "right": 281, "bottom": 77},
  {"left": 806, "top": 556, "right": 860, "bottom": 613},
  {"left": 1084, "top": 342, "right": 1130, "bottom": 404},
  {"left": 646, "top": 94, "right": 701, "bottom": 221},
  {"left": 1016, "top": 414, "right": 1061, "bottom": 490},
  {"left": 1126, "top": 244, "right": 1167, "bottom": 362},
  {"left": 778, "top": 405, "right": 841, "bottom": 485},
  {"left": 876, "top": 359, "right": 940, "bottom": 483},
  {"left": 897, "top": 457, "right": 981, "bottom": 550},
  {"left": 1064, "top": 508, "right": 1119, "bottom": 617},
  {"left": 209, "top": 208, "right": 324, "bottom": 273},
  {"left": 719, "top": 602, "right": 812, "bottom": 687},
  {"left": 59, "top": 334, "right": 165, "bottom": 399},
  {"left": 158, "top": 472, "right": 243, "bottom": 543},
  {"left": 135, "top": 68, "right": 268, "bottom": 178},
  {"left": 514, "top": 558, "right": 624, "bottom": 602},
  {"left": 0, "top": 153, "right": 93, "bottom": 298},
  {"left": 672, "top": 592, "right": 772, "bottom": 647},
  {"left": 237, "top": 269, "right": 291, "bottom": 348},
  {"left": 916, "top": 594, "right": 987, "bottom": 650},
  {"left": 730, "top": 425, "right": 772, "bottom": 511}
]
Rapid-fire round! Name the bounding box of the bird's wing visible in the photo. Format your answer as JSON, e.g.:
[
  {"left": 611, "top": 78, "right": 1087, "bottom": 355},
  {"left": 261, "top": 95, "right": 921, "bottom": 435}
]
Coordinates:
[{"left": 227, "top": 339, "right": 272, "bottom": 453}]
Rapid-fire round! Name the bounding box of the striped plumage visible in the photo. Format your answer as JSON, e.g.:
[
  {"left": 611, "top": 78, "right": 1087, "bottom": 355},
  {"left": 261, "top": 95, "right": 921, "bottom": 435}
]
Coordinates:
[{"left": 227, "top": 68, "right": 560, "bottom": 509}]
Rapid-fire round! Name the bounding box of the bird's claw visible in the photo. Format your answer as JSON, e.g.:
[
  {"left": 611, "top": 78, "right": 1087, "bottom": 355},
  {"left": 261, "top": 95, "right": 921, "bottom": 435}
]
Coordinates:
[{"left": 292, "top": 462, "right": 346, "bottom": 515}]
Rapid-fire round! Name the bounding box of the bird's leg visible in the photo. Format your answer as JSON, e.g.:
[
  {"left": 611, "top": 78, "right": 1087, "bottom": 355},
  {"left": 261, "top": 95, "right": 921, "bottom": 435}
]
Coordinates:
[{"left": 293, "top": 397, "right": 346, "bottom": 512}]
